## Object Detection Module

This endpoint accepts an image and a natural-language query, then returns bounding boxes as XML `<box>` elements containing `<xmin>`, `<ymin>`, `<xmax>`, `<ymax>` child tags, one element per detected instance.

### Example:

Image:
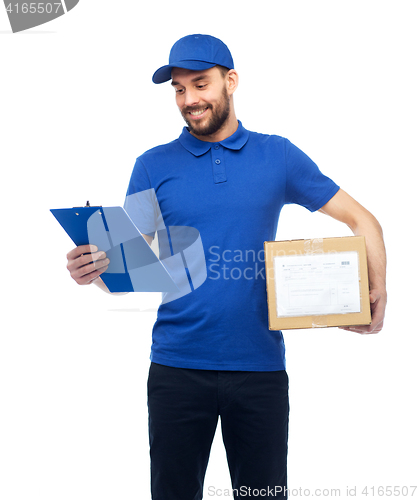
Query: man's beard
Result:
<box><xmin>181</xmin><ymin>87</ymin><xmax>230</xmax><ymax>137</ymax></box>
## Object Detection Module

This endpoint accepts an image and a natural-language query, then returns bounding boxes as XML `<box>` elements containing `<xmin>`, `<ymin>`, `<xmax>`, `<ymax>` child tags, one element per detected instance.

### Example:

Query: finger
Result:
<box><xmin>368</xmin><ymin>299</ymin><xmax>385</xmax><ymax>332</ymax></box>
<box><xmin>338</xmin><ymin>326</ymin><xmax>370</xmax><ymax>333</ymax></box>
<box><xmin>67</xmin><ymin>244</ymin><xmax>98</xmax><ymax>261</ymax></box>
<box><xmin>77</xmin><ymin>250</ymin><xmax>107</xmax><ymax>268</ymax></box>
<box><xmin>87</xmin><ymin>273</ymin><xmax>103</xmax><ymax>284</ymax></box>
<box><xmin>339</xmin><ymin>326</ymin><xmax>355</xmax><ymax>332</ymax></box>
<box><xmin>68</xmin><ymin>253</ymin><xmax>109</xmax><ymax>284</ymax></box>
<box><xmin>340</xmin><ymin>290</ymin><xmax>386</xmax><ymax>334</ymax></box>
<box><xmin>369</xmin><ymin>289</ymin><xmax>382</xmax><ymax>305</ymax></box>
<box><xmin>72</xmin><ymin>262</ymin><xmax>109</xmax><ymax>285</ymax></box>
<box><xmin>66</xmin><ymin>251</ymin><xmax>106</xmax><ymax>275</ymax></box>
<box><xmin>73</xmin><ymin>256</ymin><xmax>109</xmax><ymax>280</ymax></box>
<box><xmin>339</xmin><ymin>320</ymin><xmax>383</xmax><ymax>334</ymax></box>
<box><xmin>80</xmin><ymin>266</ymin><xmax>109</xmax><ymax>285</ymax></box>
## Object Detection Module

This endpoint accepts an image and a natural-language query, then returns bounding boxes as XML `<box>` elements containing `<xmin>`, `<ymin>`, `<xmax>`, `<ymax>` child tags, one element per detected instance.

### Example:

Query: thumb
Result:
<box><xmin>369</xmin><ymin>289</ymin><xmax>380</xmax><ymax>304</ymax></box>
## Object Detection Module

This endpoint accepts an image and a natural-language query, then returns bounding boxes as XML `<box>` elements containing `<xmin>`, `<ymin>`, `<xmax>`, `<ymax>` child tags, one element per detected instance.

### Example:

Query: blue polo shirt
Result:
<box><xmin>125</xmin><ymin>121</ymin><xmax>339</xmax><ymax>371</ymax></box>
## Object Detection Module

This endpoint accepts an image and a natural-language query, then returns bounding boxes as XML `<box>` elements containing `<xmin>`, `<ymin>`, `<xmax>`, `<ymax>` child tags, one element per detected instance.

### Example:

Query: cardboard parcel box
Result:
<box><xmin>264</xmin><ymin>236</ymin><xmax>371</xmax><ymax>330</ymax></box>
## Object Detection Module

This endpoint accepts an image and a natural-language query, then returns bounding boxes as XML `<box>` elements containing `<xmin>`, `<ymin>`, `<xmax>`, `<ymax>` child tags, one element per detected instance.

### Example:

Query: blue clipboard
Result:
<box><xmin>50</xmin><ymin>205</ymin><xmax>179</xmax><ymax>293</ymax></box>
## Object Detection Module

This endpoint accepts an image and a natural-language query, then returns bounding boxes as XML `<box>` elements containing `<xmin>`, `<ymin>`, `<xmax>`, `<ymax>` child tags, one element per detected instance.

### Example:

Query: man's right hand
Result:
<box><xmin>66</xmin><ymin>245</ymin><xmax>109</xmax><ymax>286</ymax></box>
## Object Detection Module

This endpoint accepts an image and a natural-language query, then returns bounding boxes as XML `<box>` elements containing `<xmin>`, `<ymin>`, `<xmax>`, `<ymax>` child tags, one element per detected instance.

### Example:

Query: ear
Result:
<box><xmin>226</xmin><ymin>69</ymin><xmax>239</xmax><ymax>96</ymax></box>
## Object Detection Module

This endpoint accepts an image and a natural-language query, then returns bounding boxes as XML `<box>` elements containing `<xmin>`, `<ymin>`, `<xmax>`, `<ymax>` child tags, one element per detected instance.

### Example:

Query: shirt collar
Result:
<box><xmin>178</xmin><ymin>120</ymin><xmax>249</xmax><ymax>157</ymax></box>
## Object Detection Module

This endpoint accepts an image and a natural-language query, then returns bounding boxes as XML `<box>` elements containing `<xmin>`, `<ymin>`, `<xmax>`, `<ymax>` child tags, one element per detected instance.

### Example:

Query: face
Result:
<box><xmin>171</xmin><ymin>67</ymin><xmax>231</xmax><ymax>138</ymax></box>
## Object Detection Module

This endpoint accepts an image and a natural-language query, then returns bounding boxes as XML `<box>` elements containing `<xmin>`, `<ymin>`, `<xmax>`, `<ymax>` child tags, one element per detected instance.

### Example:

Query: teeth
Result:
<box><xmin>190</xmin><ymin>108</ymin><xmax>207</xmax><ymax>116</ymax></box>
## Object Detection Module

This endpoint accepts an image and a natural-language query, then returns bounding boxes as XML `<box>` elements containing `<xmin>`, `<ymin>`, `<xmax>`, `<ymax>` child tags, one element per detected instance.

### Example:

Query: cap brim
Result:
<box><xmin>152</xmin><ymin>61</ymin><xmax>217</xmax><ymax>84</ymax></box>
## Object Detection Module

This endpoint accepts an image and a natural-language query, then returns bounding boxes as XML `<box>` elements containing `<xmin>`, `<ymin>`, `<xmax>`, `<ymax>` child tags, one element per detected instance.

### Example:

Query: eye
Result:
<box><xmin>196</xmin><ymin>84</ymin><xmax>207</xmax><ymax>89</ymax></box>
<box><xmin>174</xmin><ymin>88</ymin><xmax>185</xmax><ymax>94</ymax></box>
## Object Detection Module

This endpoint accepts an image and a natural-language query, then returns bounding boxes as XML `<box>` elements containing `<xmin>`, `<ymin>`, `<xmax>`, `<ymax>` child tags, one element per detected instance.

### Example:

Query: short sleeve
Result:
<box><xmin>284</xmin><ymin>139</ymin><xmax>340</xmax><ymax>212</ymax></box>
<box><xmin>123</xmin><ymin>158</ymin><xmax>164</xmax><ymax>237</ymax></box>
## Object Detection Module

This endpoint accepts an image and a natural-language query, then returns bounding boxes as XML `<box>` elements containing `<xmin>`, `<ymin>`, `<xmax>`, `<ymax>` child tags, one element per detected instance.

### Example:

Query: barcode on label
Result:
<box><xmin>341</xmin><ymin>261</ymin><xmax>350</xmax><ymax>265</ymax></box>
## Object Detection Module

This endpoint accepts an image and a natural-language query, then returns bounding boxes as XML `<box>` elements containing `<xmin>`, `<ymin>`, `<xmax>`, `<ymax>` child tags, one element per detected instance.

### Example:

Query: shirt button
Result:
<box><xmin>215</xmin><ymin>159</ymin><xmax>221</xmax><ymax>164</ymax></box>
<box><xmin>214</xmin><ymin>145</ymin><xmax>220</xmax><ymax>150</ymax></box>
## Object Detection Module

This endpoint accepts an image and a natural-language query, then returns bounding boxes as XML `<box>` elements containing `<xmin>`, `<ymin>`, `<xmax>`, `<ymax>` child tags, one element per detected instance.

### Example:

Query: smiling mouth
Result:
<box><xmin>188</xmin><ymin>107</ymin><xmax>209</xmax><ymax>119</ymax></box>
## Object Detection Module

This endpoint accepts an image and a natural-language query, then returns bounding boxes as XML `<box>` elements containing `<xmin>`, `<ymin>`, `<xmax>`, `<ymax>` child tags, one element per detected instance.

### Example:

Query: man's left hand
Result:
<box><xmin>339</xmin><ymin>288</ymin><xmax>387</xmax><ymax>334</ymax></box>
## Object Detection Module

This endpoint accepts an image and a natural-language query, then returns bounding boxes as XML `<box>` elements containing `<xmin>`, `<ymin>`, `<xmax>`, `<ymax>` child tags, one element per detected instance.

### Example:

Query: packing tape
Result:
<box><xmin>312</xmin><ymin>316</ymin><xmax>328</xmax><ymax>328</ymax></box>
<box><xmin>303</xmin><ymin>237</ymin><xmax>324</xmax><ymax>255</ymax></box>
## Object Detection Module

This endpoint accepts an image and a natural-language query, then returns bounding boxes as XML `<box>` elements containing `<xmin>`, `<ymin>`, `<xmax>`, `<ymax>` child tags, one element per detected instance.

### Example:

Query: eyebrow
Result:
<box><xmin>171</xmin><ymin>74</ymin><xmax>210</xmax><ymax>86</ymax></box>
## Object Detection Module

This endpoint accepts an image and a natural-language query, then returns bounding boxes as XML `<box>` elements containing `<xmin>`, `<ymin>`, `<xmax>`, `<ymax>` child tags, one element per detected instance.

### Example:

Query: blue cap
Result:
<box><xmin>152</xmin><ymin>34</ymin><xmax>234</xmax><ymax>84</ymax></box>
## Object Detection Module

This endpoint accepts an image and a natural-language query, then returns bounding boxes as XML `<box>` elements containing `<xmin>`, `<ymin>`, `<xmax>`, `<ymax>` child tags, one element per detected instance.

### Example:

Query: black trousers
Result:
<box><xmin>147</xmin><ymin>362</ymin><xmax>289</xmax><ymax>500</ymax></box>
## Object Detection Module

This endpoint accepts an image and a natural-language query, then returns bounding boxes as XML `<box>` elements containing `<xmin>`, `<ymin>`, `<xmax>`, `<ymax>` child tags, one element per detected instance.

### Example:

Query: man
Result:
<box><xmin>66</xmin><ymin>34</ymin><xmax>387</xmax><ymax>499</ymax></box>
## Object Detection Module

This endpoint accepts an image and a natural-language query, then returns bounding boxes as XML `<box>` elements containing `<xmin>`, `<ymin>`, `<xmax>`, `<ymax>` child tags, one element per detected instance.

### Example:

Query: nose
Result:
<box><xmin>183</xmin><ymin>89</ymin><xmax>199</xmax><ymax>108</ymax></box>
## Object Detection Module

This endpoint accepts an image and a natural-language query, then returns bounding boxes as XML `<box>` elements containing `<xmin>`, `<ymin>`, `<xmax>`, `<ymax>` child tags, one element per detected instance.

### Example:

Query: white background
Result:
<box><xmin>1</xmin><ymin>1</ymin><xmax>417</xmax><ymax>499</ymax></box>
